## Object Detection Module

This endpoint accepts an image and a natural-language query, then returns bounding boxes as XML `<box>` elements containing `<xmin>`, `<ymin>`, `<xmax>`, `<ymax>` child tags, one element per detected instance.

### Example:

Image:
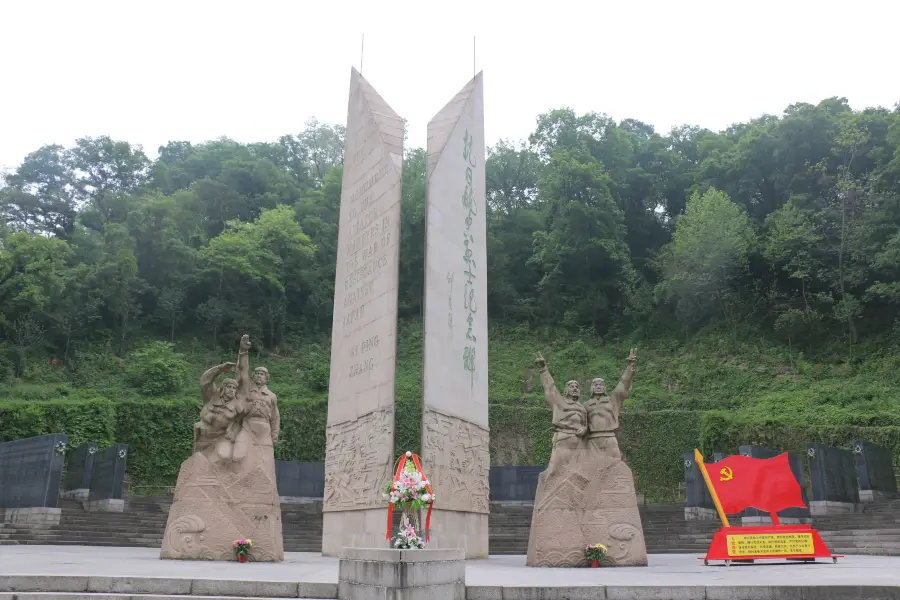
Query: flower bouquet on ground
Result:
<box><xmin>233</xmin><ymin>538</ymin><xmax>252</xmax><ymax>563</ymax></box>
<box><xmin>383</xmin><ymin>451</ymin><xmax>435</xmax><ymax>549</ymax></box>
<box><xmin>585</xmin><ymin>543</ymin><xmax>608</xmax><ymax>567</ymax></box>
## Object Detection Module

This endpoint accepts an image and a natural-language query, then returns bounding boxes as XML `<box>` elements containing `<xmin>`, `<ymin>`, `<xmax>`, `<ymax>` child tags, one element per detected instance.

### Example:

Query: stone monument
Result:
<box><xmin>160</xmin><ymin>334</ymin><xmax>283</xmax><ymax>561</ymax></box>
<box><xmin>807</xmin><ymin>442</ymin><xmax>860</xmax><ymax>515</ymax></box>
<box><xmin>321</xmin><ymin>67</ymin><xmax>404</xmax><ymax>555</ymax></box>
<box><xmin>420</xmin><ymin>72</ymin><xmax>490</xmax><ymax>558</ymax></box>
<box><xmin>525</xmin><ymin>350</ymin><xmax>648</xmax><ymax>567</ymax></box>
<box><xmin>0</xmin><ymin>433</ymin><xmax>67</xmax><ymax>526</ymax></box>
<box><xmin>853</xmin><ymin>439</ymin><xmax>898</xmax><ymax>502</ymax></box>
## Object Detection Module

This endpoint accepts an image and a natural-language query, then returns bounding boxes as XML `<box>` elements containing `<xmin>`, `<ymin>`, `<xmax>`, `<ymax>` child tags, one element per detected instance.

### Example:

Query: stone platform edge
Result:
<box><xmin>3</xmin><ymin>577</ymin><xmax>900</xmax><ymax>600</ymax></box>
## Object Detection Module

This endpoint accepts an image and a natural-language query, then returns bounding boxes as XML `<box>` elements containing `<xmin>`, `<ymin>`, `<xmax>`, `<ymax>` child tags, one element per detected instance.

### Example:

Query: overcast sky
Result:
<box><xmin>2</xmin><ymin>0</ymin><xmax>898</xmax><ymax>172</ymax></box>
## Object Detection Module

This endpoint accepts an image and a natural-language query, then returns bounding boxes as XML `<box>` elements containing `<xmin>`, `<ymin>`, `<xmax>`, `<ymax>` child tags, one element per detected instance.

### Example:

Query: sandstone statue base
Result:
<box><xmin>526</xmin><ymin>455</ymin><xmax>647</xmax><ymax>567</ymax></box>
<box><xmin>160</xmin><ymin>452</ymin><xmax>283</xmax><ymax>562</ymax></box>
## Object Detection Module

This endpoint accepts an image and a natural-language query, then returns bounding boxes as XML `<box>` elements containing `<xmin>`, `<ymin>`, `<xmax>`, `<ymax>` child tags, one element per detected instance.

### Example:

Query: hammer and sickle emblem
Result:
<box><xmin>719</xmin><ymin>466</ymin><xmax>734</xmax><ymax>482</ymax></box>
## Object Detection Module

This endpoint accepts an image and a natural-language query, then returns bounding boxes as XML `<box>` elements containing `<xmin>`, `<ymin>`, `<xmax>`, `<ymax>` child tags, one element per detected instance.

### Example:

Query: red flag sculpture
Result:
<box><xmin>693</xmin><ymin>449</ymin><xmax>837</xmax><ymax>565</ymax></box>
<box><xmin>704</xmin><ymin>453</ymin><xmax>806</xmax><ymax>518</ymax></box>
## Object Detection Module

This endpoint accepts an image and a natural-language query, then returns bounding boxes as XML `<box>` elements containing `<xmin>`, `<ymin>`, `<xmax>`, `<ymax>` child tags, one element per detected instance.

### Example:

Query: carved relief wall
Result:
<box><xmin>422</xmin><ymin>408</ymin><xmax>489</xmax><ymax>514</ymax></box>
<box><xmin>323</xmin><ymin>407</ymin><xmax>394</xmax><ymax>511</ymax></box>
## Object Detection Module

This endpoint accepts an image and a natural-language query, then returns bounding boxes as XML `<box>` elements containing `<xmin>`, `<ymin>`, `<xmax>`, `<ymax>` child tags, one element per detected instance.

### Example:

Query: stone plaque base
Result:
<box><xmin>685</xmin><ymin>507</ymin><xmax>717</xmax><ymax>521</ymax></box>
<box><xmin>323</xmin><ymin>509</ymin><xmax>390</xmax><ymax>556</ymax></box>
<box><xmin>86</xmin><ymin>499</ymin><xmax>124</xmax><ymax>512</ymax></box>
<box><xmin>859</xmin><ymin>490</ymin><xmax>897</xmax><ymax>502</ymax></box>
<box><xmin>741</xmin><ymin>515</ymin><xmax>812</xmax><ymax>526</ymax></box>
<box><xmin>279</xmin><ymin>496</ymin><xmax>321</xmax><ymax>504</ymax></box>
<box><xmin>2</xmin><ymin>507</ymin><xmax>61</xmax><ymax>526</ymax></box>
<box><xmin>809</xmin><ymin>501</ymin><xmax>861</xmax><ymax>516</ymax></box>
<box><xmin>426</xmin><ymin>510</ymin><xmax>488</xmax><ymax>559</ymax></box>
<box><xmin>338</xmin><ymin>548</ymin><xmax>464</xmax><ymax>600</ymax></box>
<box><xmin>59</xmin><ymin>488</ymin><xmax>89</xmax><ymax>502</ymax></box>
<box><xmin>526</xmin><ymin>456</ymin><xmax>648</xmax><ymax>567</ymax></box>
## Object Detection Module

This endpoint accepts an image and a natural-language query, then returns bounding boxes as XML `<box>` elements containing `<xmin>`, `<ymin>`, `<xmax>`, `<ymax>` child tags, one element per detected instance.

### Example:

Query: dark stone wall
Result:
<box><xmin>88</xmin><ymin>444</ymin><xmax>128</xmax><ymax>502</ymax></box>
<box><xmin>0</xmin><ymin>434</ymin><xmax>67</xmax><ymax>508</ymax></box>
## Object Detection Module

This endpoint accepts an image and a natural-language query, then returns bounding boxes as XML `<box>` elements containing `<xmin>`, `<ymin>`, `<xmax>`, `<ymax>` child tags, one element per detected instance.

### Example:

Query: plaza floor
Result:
<box><xmin>1</xmin><ymin>545</ymin><xmax>900</xmax><ymax>599</ymax></box>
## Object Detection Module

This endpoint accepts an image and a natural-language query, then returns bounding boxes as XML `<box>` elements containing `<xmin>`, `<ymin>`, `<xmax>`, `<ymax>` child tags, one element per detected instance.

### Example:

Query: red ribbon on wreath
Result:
<box><xmin>385</xmin><ymin>452</ymin><xmax>434</xmax><ymax>542</ymax></box>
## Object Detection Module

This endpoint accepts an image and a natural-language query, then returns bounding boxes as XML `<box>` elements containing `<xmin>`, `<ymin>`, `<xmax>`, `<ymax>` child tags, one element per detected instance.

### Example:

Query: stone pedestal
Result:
<box><xmin>860</xmin><ymin>489</ymin><xmax>896</xmax><ymax>503</ymax></box>
<box><xmin>323</xmin><ymin>510</ymin><xmax>390</xmax><ymax>556</ymax></box>
<box><xmin>526</xmin><ymin>456</ymin><xmax>647</xmax><ymax>567</ymax></box>
<box><xmin>2</xmin><ymin>507</ymin><xmax>61</xmax><ymax>526</ymax></box>
<box><xmin>425</xmin><ymin>510</ymin><xmax>488</xmax><ymax>558</ymax></box>
<box><xmin>740</xmin><ymin>515</ymin><xmax>812</xmax><ymax>525</ymax></box>
<box><xmin>160</xmin><ymin>451</ymin><xmax>283</xmax><ymax>562</ymax></box>
<box><xmin>59</xmin><ymin>488</ymin><xmax>89</xmax><ymax>502</ymax></box>
<box><xmin>86</xmin><ymin>499</ymin><xmax>124</xmax><ymax>512</ymax></box>
<box><xmin>685</xmin><ymin>507</ymin><xmax>717</xmax><ymax>521</ymax></box>
<box><xmin>810</xmin><ymin>500</ymin><xmax>861</xmax><ymax>515</ymax></box>
<box><xmin>338</xmin><ymin>548</ymin><xmax>464</xmax><ymax>600</ymax></box>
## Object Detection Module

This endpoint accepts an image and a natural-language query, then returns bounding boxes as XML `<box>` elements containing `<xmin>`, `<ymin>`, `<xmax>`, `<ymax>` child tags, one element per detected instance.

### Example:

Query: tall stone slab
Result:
<box><xmin>0</xmin><ymin>434</ymin><xmax>67</xmax><ymax>526</ymax></box>
<box><xmin>322</xmin><ymin>68</ymin><xmax>404</xmax><ymax>555</ymax></box>
<box><xmin>807</xmin><ymin>443</ymin><xmax>860</xmax><ymax>514</ymax></box>
<box><xmin>421</xmin><ymin>72</ymin><xmax>490</xmax><ymax>558</ymax></box>
<box><xmin>62</xmin><ymin>442</ymin><xmax>97</xmax><ymax>501</ymax></box>
<box><xmin>87</xmin><ymin>443</ymin><xmax>128</xmax><ymax>511</ymax></box>
<box><xmin>853</xmin><ymin>440</ymin><xmax>898</xmax><ymax>501</ymax></box>
<box><xmin>683</xmin><ymin>452</ymin><xmax>716</xmax><ymax>520</ymax></box>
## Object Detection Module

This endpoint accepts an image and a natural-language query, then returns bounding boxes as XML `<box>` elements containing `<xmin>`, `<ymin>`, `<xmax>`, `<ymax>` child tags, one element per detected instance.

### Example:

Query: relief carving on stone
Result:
<box><xmin>525</xmin><ymin>349</ymin><xmax>648</xmax><ymax>568</ymax></box>
<box><xmin>323</xmin><ymin>407</ymin><xmax>394</xmax><ymax>511</ymax></box>
<box><xmin>422</xmin><ymin>408</ymin><xmax>490</xmax><ymax>514</ymax></box>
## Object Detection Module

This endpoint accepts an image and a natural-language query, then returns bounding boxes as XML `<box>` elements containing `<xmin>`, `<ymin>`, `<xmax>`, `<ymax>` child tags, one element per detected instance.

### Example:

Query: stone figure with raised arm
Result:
<box><xmin>161</xmin><ymin>333</ymin><xmax>284</xmax><ymax>562</ymax></box>
<box><xmin>584</xmin><ymin>348</ymin><xmax>636</xmax><ymax>461</ymax></box>
<box><xmin>238</xmin><ymin>335</ymin><xmax>280</xmax><ymax>450</ymax></box>
<box><xmin>533</xmin><ymin>352</ymin><xmax>587</xmax><ymax>476</ymax></box>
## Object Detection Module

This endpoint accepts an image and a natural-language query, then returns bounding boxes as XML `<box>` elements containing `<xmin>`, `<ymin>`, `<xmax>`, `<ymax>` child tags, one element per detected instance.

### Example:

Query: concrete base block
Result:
<box><xmin>279</xmin><ymin>495</ymin><xmax>322</xmax><ymax>504</ymax></box>
<box><xmin>809</xmin><ymin>501</ymin><xmax>861</xmax><ymax>515</ymax></box>
<box><xmin>426</xmin><ymin>509</ymin><xmax>488</xmax><ymax>559</ymax></box>
<box><xmin>59</xmin><ymin>488</ymin><xmax>89</xmax><ymax>502</ymax></box>
<box><xmin>684</xmin><ymin>507</ymin><xmax>717</xmax><ymax>521</ymax></box>
<box><xmin>741</xmin><ymin>516</ymin><xmax>812</xmax><ymax>526</ymax></box>
<box><xmin>323</xmin><ymin>509</ymin><xmax>391</xmax><ymax>556</ymax></box>
<box><xmin>86</xmin><ymin>499</ymin><xmax>124</xmax><ymax>512</ymax></box>
<box><xmin>2</xmin><ymin>507</ymin><xmax>61</xmax><ymax>526</ymax></box>
<box><xmin>338</xmin><ymin>547</ymin><xmax>465</xmax><ymax>600</ymax></box>
<box><xmin>859</xmin><ymin>490</ymin><xmax>897</xmax><ymax>502</ymax></box>
<box><xmin>636</xmin><ymin>493</ymin><xmax>645</xmax><ymax>506</ymax></box>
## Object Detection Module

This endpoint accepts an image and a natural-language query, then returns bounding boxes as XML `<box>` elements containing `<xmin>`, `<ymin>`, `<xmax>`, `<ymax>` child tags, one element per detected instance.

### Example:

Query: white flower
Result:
<box><xmin>406</xmin><ymin>451</ymin><xmax>412</xmax><ymax>457</ymax></box>
<box><xmin>421</xmin><ymin>493</ymin><xmax>431</xmax><ymax>502</ymax></box>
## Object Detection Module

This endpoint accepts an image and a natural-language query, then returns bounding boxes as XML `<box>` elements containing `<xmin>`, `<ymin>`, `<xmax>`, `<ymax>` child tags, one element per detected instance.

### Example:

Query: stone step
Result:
<box><xmin>9</xmin><ymin>594</ymin><xmax>329</xmax><ymax>600</ymax></box>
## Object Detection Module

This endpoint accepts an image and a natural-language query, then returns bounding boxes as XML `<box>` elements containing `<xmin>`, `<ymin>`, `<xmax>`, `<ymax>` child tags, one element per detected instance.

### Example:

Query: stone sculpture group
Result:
<box><xmin>156</xmin><ymin>68</ymin><xmax>647</xmax><ymax>567</ymax></box>
<box><xmin>160</xmin><ymin>335</ymin><xmax>283</xmax><ymax>562</ymax></box>
<box><xmin>526</xmin><ymin>349</ymin><xmax>648</xmax><ymax>567</ymax></box>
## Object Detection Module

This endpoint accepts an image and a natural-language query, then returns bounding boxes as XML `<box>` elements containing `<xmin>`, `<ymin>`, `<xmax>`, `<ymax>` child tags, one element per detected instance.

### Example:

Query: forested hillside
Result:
<box><xmin>2</xmin><ymin>98</ymin><xmax>900</xmax><ymax>497</ymax></box>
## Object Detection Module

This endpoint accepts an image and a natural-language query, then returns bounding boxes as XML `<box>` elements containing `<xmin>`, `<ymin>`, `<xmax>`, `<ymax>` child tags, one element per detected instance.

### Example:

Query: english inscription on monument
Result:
<box><xmin>160</xmin><ymin>334</ymin><xmax>283</xmax><ymax>562</ymax></box>
<box><xmin>322</xmin><ymin>68</ymin><xmax>404</xmax><ymax>555</ymax></box>
<box><xmin>420</xmin><ymin>72</ymin><xmax>490</xmax><ymax>558</ymax></box>
<box><xmin>526</xmin><ymin>350</ymin><xmax>648</xmax><ymax>567</ymax></box>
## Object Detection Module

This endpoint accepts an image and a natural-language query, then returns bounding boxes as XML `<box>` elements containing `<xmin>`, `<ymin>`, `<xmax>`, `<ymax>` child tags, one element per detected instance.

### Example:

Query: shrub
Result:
<box><xmin>125</xmin><ymin>342</ymin><xmax>189</xmax><ymax>396</ymax></box>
